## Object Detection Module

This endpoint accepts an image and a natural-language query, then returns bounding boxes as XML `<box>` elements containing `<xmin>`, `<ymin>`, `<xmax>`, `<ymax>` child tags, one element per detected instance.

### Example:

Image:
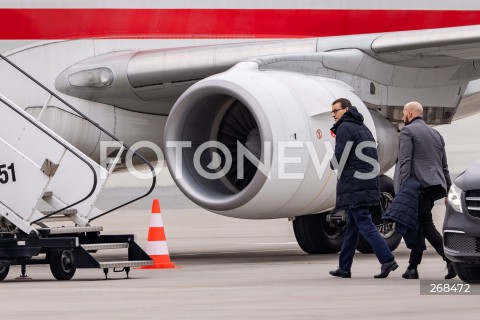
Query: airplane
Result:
<box><xmin>2</xmin><ymin>0</ymin><xmax>480</xmax><ymax>256</ymax></box>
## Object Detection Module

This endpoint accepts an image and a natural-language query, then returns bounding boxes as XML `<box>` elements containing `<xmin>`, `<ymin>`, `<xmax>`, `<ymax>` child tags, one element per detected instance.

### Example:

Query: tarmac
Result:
<box><xmin>1</xmin><ymin>113</ymin><xmax>480</xmax><ymax>319</ymax></box>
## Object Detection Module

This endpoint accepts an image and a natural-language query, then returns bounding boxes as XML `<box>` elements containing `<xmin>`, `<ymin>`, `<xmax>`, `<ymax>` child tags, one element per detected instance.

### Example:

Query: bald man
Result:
<box><xmin>394</xmin><ymin>101</ymin><xmax>456</xmax><ymax>279</ymax></box>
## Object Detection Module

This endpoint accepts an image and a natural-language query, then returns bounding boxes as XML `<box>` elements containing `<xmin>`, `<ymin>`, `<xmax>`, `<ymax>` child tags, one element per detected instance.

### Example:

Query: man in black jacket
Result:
<box><xmin>329</xmin><ymin>98</ymin><xmax>397</xmax><ymax>279</ymax></box>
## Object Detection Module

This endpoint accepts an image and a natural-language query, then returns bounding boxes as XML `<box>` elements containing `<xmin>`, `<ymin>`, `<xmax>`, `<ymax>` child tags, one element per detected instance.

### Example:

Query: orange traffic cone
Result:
<box><xmin>141</xmin><ymin>199</ymin><xmax>176</xmax><ymax>269</ymax></box>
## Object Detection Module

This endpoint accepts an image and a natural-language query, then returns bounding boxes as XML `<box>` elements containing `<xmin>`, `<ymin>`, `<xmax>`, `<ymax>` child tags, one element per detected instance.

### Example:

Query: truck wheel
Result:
<box><xmin>49</xmin><ymin>249</ymin><xmax>76</xmax><ymax>280</ymax></box>
<box><xmin>453</xmin><ymin>263</ymin><xmax>480</xmax><ymax>283</ymax></box>
<box><xmin>0</xmin><ymin>265</ymin><xmax>9</xmax><ymax>281</ymax></box>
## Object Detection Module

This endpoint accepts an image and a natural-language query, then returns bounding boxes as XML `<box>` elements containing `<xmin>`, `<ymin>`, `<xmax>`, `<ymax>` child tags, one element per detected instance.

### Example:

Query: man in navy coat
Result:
<box><xmin>329</xmin><ymin>98</ymin><xmax>397</xmax><ymax>279</ymax></box>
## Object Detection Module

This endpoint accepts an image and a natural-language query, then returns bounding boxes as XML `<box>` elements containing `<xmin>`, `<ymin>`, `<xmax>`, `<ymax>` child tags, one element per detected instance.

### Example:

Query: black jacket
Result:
<box><xmin>383</xmin><ymin>176</ymin><xmax>426</xmax><ymax>251</ymax></box>
<box><xmin>330</xmin><ymin>106</ymin><xmax>380</xmax><ymax>210</ymax></box>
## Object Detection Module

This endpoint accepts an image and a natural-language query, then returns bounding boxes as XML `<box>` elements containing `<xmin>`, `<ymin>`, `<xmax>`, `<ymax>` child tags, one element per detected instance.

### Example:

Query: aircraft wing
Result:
<box><xmin>55</xmin><ymin>25</ymin><xmax>480</xmax><ymax>123</ymax></box>
<box><xmin>371</xmin><ymin>25</ymin><xmax>480</xmax><ymax>65</ymax></box>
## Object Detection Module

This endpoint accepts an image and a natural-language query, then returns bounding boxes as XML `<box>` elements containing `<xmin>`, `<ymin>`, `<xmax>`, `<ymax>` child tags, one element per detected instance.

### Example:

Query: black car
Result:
<box><xmin>444</xmin><ymin>159</ymin><xmax>480</xmax><ymax>283</ymax></box>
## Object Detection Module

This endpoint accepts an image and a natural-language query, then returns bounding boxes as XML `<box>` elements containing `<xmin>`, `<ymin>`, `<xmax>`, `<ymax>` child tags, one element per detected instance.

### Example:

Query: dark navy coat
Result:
<box><xmin>330</xmin><ymin>106</ymin><xmax>380</xmax><ymax>210</ymax></box>
<box><xmin>383</xmin><ymin>176</ymin><xmax>426</xmax><ymax>251</ymax></box>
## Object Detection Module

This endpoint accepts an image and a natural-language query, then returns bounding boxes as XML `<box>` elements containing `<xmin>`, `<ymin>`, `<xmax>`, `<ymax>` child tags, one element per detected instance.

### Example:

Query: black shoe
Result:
<box><xmin>445</xmin><ymin>262</ymin><xmax>457</xmax><ymax>279</ymax></box>
<box><xmin>329</xmin><ymin>268</ymin><xmax>351</xmax><ymax>278</ymax></box>
<box><xmin>374</xmin><ymin>260</ymin><xmax>398</xmax><ymax>279</ymax></box>
<box><xmin>402</xmin><ymin>268</ymin><xmax>419</xmax><ymax>279</ymax></box>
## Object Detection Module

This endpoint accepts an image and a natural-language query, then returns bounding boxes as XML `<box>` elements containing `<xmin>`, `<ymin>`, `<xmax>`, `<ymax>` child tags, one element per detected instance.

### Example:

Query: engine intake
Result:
<box><xmin>164</xmin><ymin>62</ymin><xmax>398</xmax><ymax>219</ymax></box>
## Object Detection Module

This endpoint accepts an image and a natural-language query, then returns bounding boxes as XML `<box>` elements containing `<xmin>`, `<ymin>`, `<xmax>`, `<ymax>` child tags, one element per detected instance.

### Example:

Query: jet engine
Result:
<box><xmin>164</xmin><ymin>61</ymin><xmax>398</xmax><ymax>220</ymax></box>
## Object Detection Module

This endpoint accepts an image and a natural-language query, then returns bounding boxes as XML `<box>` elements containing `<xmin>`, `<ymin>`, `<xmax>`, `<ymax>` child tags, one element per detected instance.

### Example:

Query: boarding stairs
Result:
<box><xmin>0</xmin><ymin>54</ymin><xmax>156</xmax><ymax>280</ymax></box>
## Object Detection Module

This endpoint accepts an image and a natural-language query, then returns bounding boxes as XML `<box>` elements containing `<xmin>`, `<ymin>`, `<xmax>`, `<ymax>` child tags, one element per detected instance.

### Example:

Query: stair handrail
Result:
<box><xmin>0</xmin><ymin>94</ymin><xmax>99</xmax><ymax>229</ymax></box>
<box><xmin>0</xmin><ymin>53</ymin><xmax>156</xmax><ymax>224</ymax></box>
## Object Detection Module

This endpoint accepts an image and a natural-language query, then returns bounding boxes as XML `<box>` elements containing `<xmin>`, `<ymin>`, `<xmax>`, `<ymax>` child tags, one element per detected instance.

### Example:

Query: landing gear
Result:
<box><xmin>293</xmin><ymin>175</ymin><xmax>401</xmax><ymax>255</ymax></box>
<box><xmin>49</xmin><ymin>249</ymin><xmax>76</xmax><ymax>280</ymax></box>
<box><xmin>293</xmin><ymin>212</ymin><xmax>345</xmax><ymax>254</ymax></box>
<box><xmin>356</xmin><ymin>175</ymin><xmax>402</xmax><ymax>253</ymax></box>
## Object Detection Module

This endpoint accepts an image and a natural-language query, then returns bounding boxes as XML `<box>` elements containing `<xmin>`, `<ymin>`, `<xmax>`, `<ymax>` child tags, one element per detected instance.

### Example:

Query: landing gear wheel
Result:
<box><xmin>356</xmin><ymin>175</ymin><xmax>402</xmax><ymax>253</ymax></box>
<box><xmin>0</xmin><ymin>265</ymin><xmax>10</xmax><ymax>281</ymax></box>
<box><xmin>293</xmin><ymin>212</ymin><xmax>345</xmax><ymax>254</ymax></box>
<box><xmin>49</xmin><ymin>249</ymin><xmax>76</xmax><ymax>280</ymax></box>
<box><xmin>453</xmin><ymin>263</ymin><xmax>480</xmax><ymax>283</ymax></box>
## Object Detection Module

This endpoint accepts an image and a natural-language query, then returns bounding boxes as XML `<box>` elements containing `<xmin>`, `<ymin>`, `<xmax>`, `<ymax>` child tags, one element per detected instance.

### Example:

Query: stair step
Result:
<box><xmin>40</xmin><ymin>209</ymin><xmax>77</xmax><ymax>216</ymax></box>
<box><xmin>98</xmin><ymin>260</ymin><xmax>153</xmax><ymax>268</ymax></box>
<box><xmin>43</xmin><ymin>191</ymin><xmax>53</xmax><ymax>197</ymax></box>
<box><xmin>82</xmin><ymin>243</ymin><xmax>129</xmax><ymax>250</ymax></box>
<box><xmin>38</xmin><ymin>226</ymin><xmax>103</xmax><ymax>234</ymax></box>
<box><xmin>39</xmin><ymin>216</ymin><xmax>74</xmax><ymax>222</ymax></box>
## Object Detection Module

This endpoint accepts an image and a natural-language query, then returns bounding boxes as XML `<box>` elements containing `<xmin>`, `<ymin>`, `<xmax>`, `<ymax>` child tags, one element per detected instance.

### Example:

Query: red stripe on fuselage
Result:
<box><xmin>2</xmin><ymin>9</ymin><xmax>480</xmax><ymax>39</ymax></box>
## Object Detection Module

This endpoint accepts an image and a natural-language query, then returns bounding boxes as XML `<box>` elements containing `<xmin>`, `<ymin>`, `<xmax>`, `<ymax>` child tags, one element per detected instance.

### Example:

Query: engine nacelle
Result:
<box><xmin>164</xmin><ymin>62</ymin><xmax>398</xmax><ymax>219</ymax></box>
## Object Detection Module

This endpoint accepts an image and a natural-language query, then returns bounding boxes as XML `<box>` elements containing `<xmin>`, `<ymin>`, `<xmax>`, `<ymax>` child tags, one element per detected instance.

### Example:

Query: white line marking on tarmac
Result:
<box><xmin>174</xmin><ymin>248</ymin><xmax>301</xmax><ymax>256</ymax></box>
<box><xmin>245</xmin><ymin>242</ymin><xmax>299</xmax><ymax>245</ymax></box>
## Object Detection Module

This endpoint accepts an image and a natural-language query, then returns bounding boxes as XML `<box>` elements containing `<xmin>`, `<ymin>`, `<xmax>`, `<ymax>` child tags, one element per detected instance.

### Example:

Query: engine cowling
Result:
<box><xmin>164</xmin><ymin>62</ymin><xmax>398</xmax><ymax>219</ymax></box>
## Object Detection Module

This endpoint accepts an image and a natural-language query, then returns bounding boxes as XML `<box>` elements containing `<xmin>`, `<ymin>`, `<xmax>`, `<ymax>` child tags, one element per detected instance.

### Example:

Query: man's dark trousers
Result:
<box><xmin>339</xmin><ymin>206</ymin><xmax>395</xmax><ymax>271</ymax></box>
<box><xmin>408</xmin><ymin>188</ymin><xmax>448</xmax><ymax>266</ymax></box>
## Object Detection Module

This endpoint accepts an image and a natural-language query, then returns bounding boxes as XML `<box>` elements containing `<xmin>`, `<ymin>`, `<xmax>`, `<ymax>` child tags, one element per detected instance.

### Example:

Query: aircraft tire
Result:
<box><xmin>49</xmin><ymin>249</ymin><xmax>76</xmax><ymax>281</ymax></box>
<box><xmin>453</xmin><ymin>263</ymin><xmax>480</xmax><ymax>283</ymax></box>
<box><xmin>356</xmin><ymin>175</ymin><xmax>402</xmax><ymax>254</ymax></box>
<box><xmin>293</xmin><ymin>213</ymin><xmax>345</xmax><ymax>254</ymax></box>
<box><xmin>0</xmin><ymin>265</ymin><xmax>9</xmax><ymax>281</ymax></box>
